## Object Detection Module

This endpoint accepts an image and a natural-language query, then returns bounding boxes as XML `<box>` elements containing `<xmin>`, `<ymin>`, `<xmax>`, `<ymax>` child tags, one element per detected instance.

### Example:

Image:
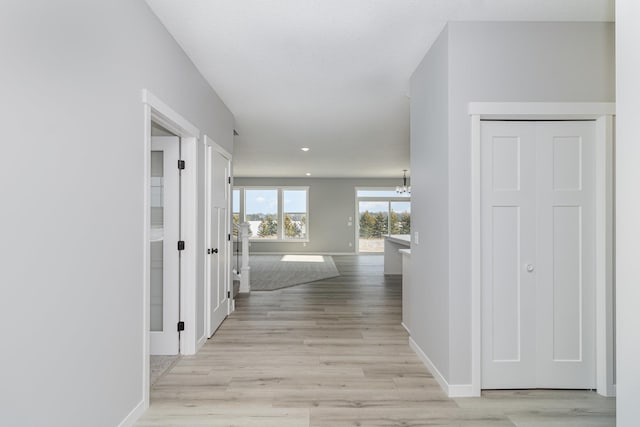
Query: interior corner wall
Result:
<box><xmin>445</xmin><ymin>22</ymin><xmax>615</xmax><ymax>385</ymax></box>
<box><xmin>233</xmin><ymin>177</ymin><xmax>400</xmax><ymax>254</ymax></box>
<box><xmin>615</xmin><ymin>1</ymin><xmax>640</xmax><ymax>424</ymax></box>
<box><xmin>408</xmin><ymin>26</ymin><xmax>451</xmax><ymax>382</ymax></box>
<box><xmin>0</xmin><ymin>1</ymin><xmax>234</xmax><ymax>426</ymax></box>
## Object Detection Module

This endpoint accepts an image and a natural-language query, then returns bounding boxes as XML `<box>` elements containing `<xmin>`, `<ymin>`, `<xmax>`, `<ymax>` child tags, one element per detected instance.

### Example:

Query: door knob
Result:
<box><xmin>212</xmin><ymin>248</ymin><xmax>219</xmax><ymax>254</ymax></box>
<box><xmin>526</xmin><ymin>264</ymin><xmax>535</xmax><ymax>272</ymax></box>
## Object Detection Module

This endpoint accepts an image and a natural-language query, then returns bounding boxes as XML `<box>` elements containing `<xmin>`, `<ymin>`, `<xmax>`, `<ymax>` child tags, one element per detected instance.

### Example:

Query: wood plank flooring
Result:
<box><xmin>136</xmin><ymin>255</ymin><xmax>615</xmax><ymax>426</ymax></box>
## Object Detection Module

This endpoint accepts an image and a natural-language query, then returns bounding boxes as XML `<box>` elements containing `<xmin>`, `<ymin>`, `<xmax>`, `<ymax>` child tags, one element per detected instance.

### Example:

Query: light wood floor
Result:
<box><xmin>136</xmin><ymin>255</ymin><xmax>615</xmax><ymax>426</ymax></box>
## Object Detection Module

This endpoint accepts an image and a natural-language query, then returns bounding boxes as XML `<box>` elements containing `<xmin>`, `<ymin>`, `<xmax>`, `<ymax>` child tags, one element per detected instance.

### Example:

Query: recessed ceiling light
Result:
<box><xmin>301</xmin><ymin>147</ymin><xmax>310</xmax><ymax>152</ymax></box>
<box><xmin>305</xmin><ymin>172</ymin><xmax>311</xmax><ymax>176</ymax></box>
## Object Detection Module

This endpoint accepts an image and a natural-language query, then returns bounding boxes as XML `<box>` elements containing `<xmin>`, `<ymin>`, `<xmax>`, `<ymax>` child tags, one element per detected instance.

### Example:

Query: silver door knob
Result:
<box><xmin>526</xmin><ymin>264</ymin><xmax>535</xmax><ymax>272</ymax></box>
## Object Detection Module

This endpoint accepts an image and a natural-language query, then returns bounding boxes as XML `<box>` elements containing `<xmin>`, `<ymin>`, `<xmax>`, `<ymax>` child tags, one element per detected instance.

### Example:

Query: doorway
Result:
<box><xmin>150</xmin><ymin>131</ymin><xmax>182</xmax><ymax>355</ymax></box>
<box><xmin>480</xmin><ymin>121</ymin><xmax>596</xmax><ymax>389</ymax></box>
<box><xmin>356</xmin><ymin>188</ymin><xmax>411</xmax><ymax>253</ymax></box>
<box><xmin>142</xmin><ymin>90</ymin><xmax>200</xmax><ymax>408</ymax></box>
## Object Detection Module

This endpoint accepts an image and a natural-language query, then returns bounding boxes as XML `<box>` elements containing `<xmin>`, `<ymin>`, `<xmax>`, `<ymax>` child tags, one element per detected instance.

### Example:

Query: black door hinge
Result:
<box><xmin>177</xmin><ymin>321</ymin><xmax>185</xmax><ymax>332</ymax></box>
<box><xmin>227</xmin><ymin>291</ymin><xmax>231</xmax><ymax>298</ymax></box>
<box><xmin>178</xmin><ymin>160</ymin><xmax>185</xmax><ymax>170</ymax></box>
<box><xmin>177</xmin><ymin>240</ymin><xmax>185</xmax><ymax>251</ymax></box>
<box><xmin>228</xmin><ymin>177</ymin><xmax>231</xmax><ymax>184</ymax></box>
<box><xmin>228</xmin><ymin>234</ymin><xmax>231</xmax><ymax>241</ymax></box>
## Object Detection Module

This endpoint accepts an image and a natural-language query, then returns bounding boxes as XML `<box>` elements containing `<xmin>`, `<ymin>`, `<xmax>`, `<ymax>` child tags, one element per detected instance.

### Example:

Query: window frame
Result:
<box><xmin>234</xmin><ymin>186</ymin><xmax>310</xmax><ymax>242</ymax></box>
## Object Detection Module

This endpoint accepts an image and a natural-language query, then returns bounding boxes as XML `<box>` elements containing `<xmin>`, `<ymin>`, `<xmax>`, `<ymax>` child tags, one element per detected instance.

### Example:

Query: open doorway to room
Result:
<box><xmin>356</xmin><ymin>188</ymin><xmax>411</xmax><ymax>253</ymax></box>
<box><xmin>149</xmin><ymin>122</ymin><xmax>182</xmax><ymax>385</ymax></box>
<box><xmin>142</xmin><ymin>90</ymin><xmax>200</xmax><ymax>406</ymax></box>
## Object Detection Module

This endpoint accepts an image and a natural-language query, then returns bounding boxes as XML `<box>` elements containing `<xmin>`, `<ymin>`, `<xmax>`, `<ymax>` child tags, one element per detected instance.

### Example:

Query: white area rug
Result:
<box><xmin>249</xmin><ymin>255</ymin><xmax>340</xmax><ymax>291</ymax></box>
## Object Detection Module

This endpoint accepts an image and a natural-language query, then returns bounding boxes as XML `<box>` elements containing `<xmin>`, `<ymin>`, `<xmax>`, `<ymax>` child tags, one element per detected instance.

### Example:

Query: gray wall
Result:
<box><xmin>408</xmin><ymin>28</ymin><xmax>451</xmax><ymax>380</ymax></box>
<box><xmin>409</xmin><ymin>22</ymin><xmax>615</xmax><ymax>387</ymax></box>
<box><xmin>234</xmin><ymin>177</ymin><xmax>401</xmax><ymax>254</ymax></box>
<box><xmin>0</xmin><ymin>1</ymin><xmax>234</xmax><ymax>426</ymax></box>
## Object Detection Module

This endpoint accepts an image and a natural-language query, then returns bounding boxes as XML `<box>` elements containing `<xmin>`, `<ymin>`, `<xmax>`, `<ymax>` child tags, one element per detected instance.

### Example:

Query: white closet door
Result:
<box><xmin>481</xmin><ymin>123</ymin><xmax>538</xmax><ymax>388</ymax></box>
<box><xmin>535</xmin><ymin>122</ymin><xmax>596</xmax><ymax>388</ymax></box>
<box><xmin>481</xmin><ymin>121</ymin><xmax>596</xmax><ymax>389</ymax></box>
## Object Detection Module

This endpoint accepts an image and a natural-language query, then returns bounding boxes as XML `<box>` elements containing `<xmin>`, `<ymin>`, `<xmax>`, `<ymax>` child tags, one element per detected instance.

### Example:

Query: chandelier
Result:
<box><xmin>396</xmin><ymin>169</ymin><xmax>411</xmax><ymax>194</ymax></box>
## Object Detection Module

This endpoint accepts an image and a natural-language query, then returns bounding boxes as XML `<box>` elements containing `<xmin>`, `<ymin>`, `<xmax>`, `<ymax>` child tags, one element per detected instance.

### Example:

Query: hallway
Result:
<box><xmin>136</xmin><ymin>256</ymin><xmax>615</xmax><ymax>426</ymax></box>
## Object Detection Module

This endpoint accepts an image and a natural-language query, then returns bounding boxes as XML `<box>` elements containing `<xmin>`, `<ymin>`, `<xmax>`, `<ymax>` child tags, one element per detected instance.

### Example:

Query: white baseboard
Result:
<box><xmin>196</xmin><ymin>333</ymin><xmax>207</xmax><ymax>351</ymax></box>
<box><xmin>602</xmin><ymin>384</ymin><xmax>616</xmax><ymax>397</ymax></box>
<box><xmin>409</xmin><ymin>337</ymin><xmax>449</xmax><ymax>395</ymax></box>
<box><xmin>448</xmin><ymin>383</ymin><xmax>476</xmax><ymax>397</ymax></box>
<box><xmin>118</xmin><ymin>399</ymin><xmax>146</xmax><ymax>427</ymax></box>
<box><xmin>249</xmin><ymin>251</ymin><xmax>357</xmax><ymax>256</ymax></box>
<box><xmin>408</xmin><ymin>337</ymin><xmax>476</xmax><ymax>398</ymax></box>
<box><xmin>401</xmin><ymin>322</ymin><xmax>410</xmax><ymax>334</ymax></box>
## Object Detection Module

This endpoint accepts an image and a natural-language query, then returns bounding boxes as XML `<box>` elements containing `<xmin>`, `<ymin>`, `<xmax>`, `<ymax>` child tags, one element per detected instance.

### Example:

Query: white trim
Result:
<box><xmin>197</xmin><ymin>333</ymin><xmax>207</xmax><ymax>352</ymax></box>
<box><xmin>409</xmin><ymin>337</ymin><xmax>449</xmax><ymax>395</ymax></box>
<box><xmin>401</xmin><ymin>322</ymin><xmax>410</xmax><ymax>334</ymax></box>
<box><xmin>141</xmin><ymin>89</ymin><xmax>201</xmax><ymax>422</ymax></box>
<box><xmin>141</xmin><ymin>103</ymin><xmax>152</xmax><ymax>415</ymax></box>
<box><xmin>142</xmin><ymin>90</ymin><xmax>200</xmax><ymax>137</ymax></box>
<box><xmin>117</xmin><ymin>399</ymin><xmax>146</xmax><ymax>427</ymax></box>
<box><xmin>448</xmin><ymin>384</ymin><xmax>475</xmax><ymax>398</ymax></box>
<box><xmin>595</xmin><ymin>115</ymin><xmax>617</xmax><ymax>397</ymax></box>
<box><xmin>470</xmin><ymin>114</ymin><xmax>482</xmax><ymax>397</ymax></box>
<box><xmin>468</xmin><ymin>102</ymin><xmax>615</xmax><ymax>118</ymax></box>
<box><xmin>409</xmin><ymin>337</ymin><xmax>473</xmax><ymax>397</ymax></box>
<box><xmin>469</xmin><ymin>102</ymin><xmax>616</xmax><ymax>397</ymax></box>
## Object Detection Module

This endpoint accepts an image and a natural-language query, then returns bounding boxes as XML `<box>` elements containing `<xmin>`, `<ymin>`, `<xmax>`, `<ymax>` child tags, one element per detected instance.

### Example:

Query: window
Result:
<box><xmin>233</xmin><ymin>187</ymin><xmax>309</xmax><ymax>241</ymax></box>
<box><xmin>246</xmin><ymin>189</ymin><xmax>278</xmax><ymax>239</ymax></box>
<box><xmin>232</xmin><ymin>188</ymin><xmax>241</xmax><ymax>236</ymax></box>
<box><xmin>283</xmin><ymin>189</ymin><xmax>307</xmax><ymax>240</ymax></box>
<box><xmin>356</xmin><ymin>188</ymin><xmax>411</xmax><ymax>253</ymax></box>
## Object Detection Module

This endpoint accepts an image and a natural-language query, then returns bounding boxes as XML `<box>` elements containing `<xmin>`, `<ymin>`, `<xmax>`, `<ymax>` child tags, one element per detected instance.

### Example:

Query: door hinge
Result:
<box><xmin>228</xmin><ymin>234</ymin><xmax>231</xmax><ymax>241</ymax></box>
<box><xmin>177</xmin><ymin>160</ymin><xmax>185</xmax><ymax>170</ymax></box>
<box><xmin>228</xmin><ymin>177</ymin><xmax>231</xmax><ymax>184</ymax></box>
<box><xmin>177</xmin><ymin>321</ymin><xmax>185</xmax><ymax>332</ymax></box>
<box><xmin>227</xmin><ymin>291</ymin><xmax>231</xmax><ymax>298</ymax></box>
<box><xmin>177</xmin><ymin>240</ymin><xmax>185</xmax><ymax>251</ymax></box>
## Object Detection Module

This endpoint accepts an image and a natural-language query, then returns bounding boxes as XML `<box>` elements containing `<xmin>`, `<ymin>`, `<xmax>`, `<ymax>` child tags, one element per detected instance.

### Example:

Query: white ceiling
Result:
<box><xmin>146</xmin><ymin>0</ymin><xmax>614</xmax><ymax>178</ymax></box>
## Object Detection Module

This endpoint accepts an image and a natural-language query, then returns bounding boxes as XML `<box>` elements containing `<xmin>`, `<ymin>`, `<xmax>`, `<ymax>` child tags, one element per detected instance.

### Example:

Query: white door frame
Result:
<box><xmin>142</xmin><ymin>89</ymin><xmax>200</xmax><ymax>407</ymax></box>
<box><xmin>203</xmin><ymin>135</ymin><xmax>233</xmax><ymax>339</ymax></box>
<box><xmin>469</xmin><ymin>102</ymin><xmax>616</xmax><ymax>397</ymax></box>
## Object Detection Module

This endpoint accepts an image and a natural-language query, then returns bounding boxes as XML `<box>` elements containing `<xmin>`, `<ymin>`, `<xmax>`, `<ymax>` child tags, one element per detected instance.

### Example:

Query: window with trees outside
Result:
<box><xmin>233</xmin><ymin>187</ymin><xmax>308</xmax><ymax>241</ymax></box>
<box><xmin>356</xmin><ymin>188</ymin><xmax>410</xmax><ymax>253</ymax></box>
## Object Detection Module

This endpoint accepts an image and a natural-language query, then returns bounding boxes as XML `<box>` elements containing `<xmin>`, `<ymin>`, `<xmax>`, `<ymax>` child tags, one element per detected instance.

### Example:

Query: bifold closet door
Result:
<box><xmin>481</xmin><ymin>121</ymin><xmax>596</xmax><ymax>389</ymax></box>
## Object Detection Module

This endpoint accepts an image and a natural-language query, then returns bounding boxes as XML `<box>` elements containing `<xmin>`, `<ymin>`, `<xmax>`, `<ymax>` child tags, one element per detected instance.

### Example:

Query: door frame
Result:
<box><xmin>203</xmin><ymin>135</ymin><xmax>233</xmax><ymax>340</ymax></box>
<box><xmin>142</xmin><ymin>90</ymin><xmax>200</xmax><ymax>407</ymax></box>
<box><xmin>469</xmin><ymin>102</ymin><xmax>616</xmax><ymax>397</ymax></box>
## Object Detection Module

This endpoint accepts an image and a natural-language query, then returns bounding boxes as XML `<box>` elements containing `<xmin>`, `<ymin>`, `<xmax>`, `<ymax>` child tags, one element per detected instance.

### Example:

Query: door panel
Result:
<box><xmin>481</xmin><ymin>121</ymin><xmax>595</xmax><ymax>389</ymax></box>
<box><xmin>482</xmin><ymin>123</ymin><xmax>537</xmax><ymax>388</ymax></box>
<box><xmin>206</xmin><ymin>141</ymin><xmax>231</xmax><ymax>337</ymax></box>
<box><xmin>536</xmin><ymin>122</ymin><xmax>595</xmax><ymax>388</ymax></box>
<box><xmin>150</xmin><ymin>136</ymin><xmax>180</xmax><ymax>355</ymax></box>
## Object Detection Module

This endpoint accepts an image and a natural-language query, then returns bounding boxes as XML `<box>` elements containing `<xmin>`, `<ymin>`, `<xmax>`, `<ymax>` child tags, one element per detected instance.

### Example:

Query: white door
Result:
<box><xmin>150</xmin><ymin>136</ymin><xmax>181</xmax><ymax>355</ymax></box>
<box><xmin>206</xmin><ymin>139</ymin><xmax>231</xmax><ymax>337</ymax></box>
<box><xmin>481</xmin><ymin>121</ymin><xmax>596</xmax><ymax>389</ymax></box>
